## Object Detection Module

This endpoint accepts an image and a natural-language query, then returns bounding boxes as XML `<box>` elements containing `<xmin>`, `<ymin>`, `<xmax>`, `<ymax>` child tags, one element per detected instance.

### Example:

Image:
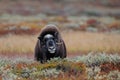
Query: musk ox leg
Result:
<box><xmin>34</xmin><ymin>40</ymin><xmax>47</xmax><ymax>63</ymax></box>
<box><xmin>40</xmin><ymin>54</ymin><xmax>47</xmax><ymax>63</ymax></box>
<box><xmin>40</xmin><ymin>47</ymin><xmax>47</xmax><ymax>63</ymax></box>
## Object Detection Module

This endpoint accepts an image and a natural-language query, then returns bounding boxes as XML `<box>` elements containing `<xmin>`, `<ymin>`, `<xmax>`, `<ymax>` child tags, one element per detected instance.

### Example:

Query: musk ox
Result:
<box><xmin>34</xmin><ymin>24</ymin><xmax>67</xmax><ymax>63</ymax></box>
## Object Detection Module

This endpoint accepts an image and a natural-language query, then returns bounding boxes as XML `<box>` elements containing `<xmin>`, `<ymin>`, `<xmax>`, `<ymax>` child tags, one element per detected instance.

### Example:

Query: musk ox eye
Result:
<box><xmin>44</xmin><ymin>38</ymin><xmax>48</xmax><ymax>41</ymax></box>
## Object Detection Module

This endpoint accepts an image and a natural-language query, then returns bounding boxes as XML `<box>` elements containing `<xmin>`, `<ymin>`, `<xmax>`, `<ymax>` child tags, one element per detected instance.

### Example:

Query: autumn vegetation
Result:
<box><xmin>0</xmin><ymin>0</ymin><xmax>120</xmax><ymax>80</ymax></box>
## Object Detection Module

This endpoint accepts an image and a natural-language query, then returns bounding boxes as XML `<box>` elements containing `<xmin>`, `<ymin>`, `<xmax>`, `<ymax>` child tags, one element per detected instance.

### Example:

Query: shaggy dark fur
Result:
<box><xmin>34</xmin><ymin>24</ymin><xmax>67</xmax><ymax>63</ymax></box>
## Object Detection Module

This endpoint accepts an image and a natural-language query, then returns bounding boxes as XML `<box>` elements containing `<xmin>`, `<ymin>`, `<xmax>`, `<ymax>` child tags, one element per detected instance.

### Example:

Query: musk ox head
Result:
<box><xmin>35</xmin><ymin>24</ymin><xmax>67</xmax><ymax>63</ymax></box>
<box><xmin>42</xmin><ymin>34</ymin><xmax>56</xmax><ymax>54</ymax></box>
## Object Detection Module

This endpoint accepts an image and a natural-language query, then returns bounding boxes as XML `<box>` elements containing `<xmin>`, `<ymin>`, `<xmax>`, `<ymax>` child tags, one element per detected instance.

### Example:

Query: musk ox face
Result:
<box><xmin>43</xmin><ymin>34</ymin><xmax>57</xmax><ymax>54</ymax></box>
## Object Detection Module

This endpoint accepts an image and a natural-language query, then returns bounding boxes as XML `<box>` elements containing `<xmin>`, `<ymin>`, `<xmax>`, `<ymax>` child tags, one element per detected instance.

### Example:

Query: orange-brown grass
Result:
<box><xmin>0</xmin><ymin>31</ymin><xmax>120</xmax><ymax>56</ymax></box>
<box><xmin>0</xmin><ymin>21</ymin><xmax>44</xmax><ymax>35</ymax></box>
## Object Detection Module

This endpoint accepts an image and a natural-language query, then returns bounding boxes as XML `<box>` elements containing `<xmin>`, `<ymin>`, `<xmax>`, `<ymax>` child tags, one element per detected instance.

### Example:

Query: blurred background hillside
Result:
<box><xmin>0</xmin><ymin>0</ymin><xmax>120</xmax><ymax>35</ymax></box>
<box><xmin>0</xmin><ymin>0</ymin><xmax>120</xmax><ymax>17</ymax></box>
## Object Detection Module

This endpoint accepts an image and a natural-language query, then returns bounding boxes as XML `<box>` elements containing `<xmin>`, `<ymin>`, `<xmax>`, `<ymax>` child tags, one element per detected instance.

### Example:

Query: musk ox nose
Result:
<box><xmin>48</xmin><ymin>41</ymin><xmax>54</xmax><ymax>46</ymax></box>
<box><xmin>47</xmin><ymin>40</ymin><xmax>55</xmax><ymax>47</ymax></box>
